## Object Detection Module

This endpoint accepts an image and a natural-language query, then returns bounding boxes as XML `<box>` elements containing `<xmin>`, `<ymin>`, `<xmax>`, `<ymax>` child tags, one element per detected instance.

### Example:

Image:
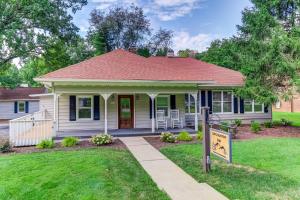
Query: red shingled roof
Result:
<box><xmin>0</xmin><ymin>87</ymin><xmax>45</xmax><ymax>100</ymax></box>
<box><xmin>40</xmin><ymin>49</ymin><xmax>244</xmax><ymax>86</ymax></box>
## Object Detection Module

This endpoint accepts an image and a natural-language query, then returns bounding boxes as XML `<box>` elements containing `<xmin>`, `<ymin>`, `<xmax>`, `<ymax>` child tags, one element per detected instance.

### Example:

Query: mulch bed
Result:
<box><xmin>144</xmin><ymin>136</ymin><xmax>201</xmax><ymax>150</ymax></box>
<box><xmin>236</xmin><ymin>125</ymin><xmax>300</xmax><ymax>140</ymax></box>
<box><xmin>1</xmin><ymin>139</ymin><xmax>126</xmax><ymax>155</ymax></box>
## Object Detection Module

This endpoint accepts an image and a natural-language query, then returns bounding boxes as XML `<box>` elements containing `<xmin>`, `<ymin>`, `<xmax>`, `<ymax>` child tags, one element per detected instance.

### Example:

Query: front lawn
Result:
<box><xmin>273</xmin><ymin>111</ymin><xmax>300</xmax><ymax>127</ymax></box>
<box><xmin>0</xmin><ymin>148</ymin><xmax>169</xmax><ymax>200</ymax></box>
<box><xmin>161</xmin><ymin>138</ymin><xmax>300</xmax><ymax>199</ymax></box>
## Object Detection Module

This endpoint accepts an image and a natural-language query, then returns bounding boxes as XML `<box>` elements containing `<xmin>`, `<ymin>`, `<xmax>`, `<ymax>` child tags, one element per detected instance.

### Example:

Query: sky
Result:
<box><xmin>72</xmin><ymin>0</ymin><xmax>253</xmax><ymax>53</ymax></box>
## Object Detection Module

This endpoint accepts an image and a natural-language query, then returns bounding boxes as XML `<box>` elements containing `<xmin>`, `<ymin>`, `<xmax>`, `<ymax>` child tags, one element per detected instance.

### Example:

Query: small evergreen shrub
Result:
<box><xmin>91</xmin><ymin>134</ymin><xmax>113</xmax><ymax>146</ymax></box>
<box><xmin>177</xmin><ymin>131</ymin><xmax>192</xmax><ymax>141</ymax></box>
<box><xmin>233</xmin><ymin>119</ymin><xmax>242</xmax><ymax>127</ymax></box>
<box><xmin>272</xmin><ymin>120</ymin><xmax>282</xmax><ymax>126</ymax></box>
<box><xmin>0</xmin><ymin>139</ymin><xmax>12</xmax><ymax>153</ymax></box>
<box><xmin>251</xmin><ymin>121</ymin><xmax>261</xmax><ymax>133</ymax></box>
<box><xmin>61</xmin><ymin>137</ymin><xmax>78</xmax><ymax>147</ymax></box>
<box><xmin>280</xmin><ymin>118</ymin><xmax>292</xmax><ymax>126</ymax></box>
<box><xmin>160</xmin><ymin>132</ymin><xmax>176</xmax><ymax>143</ymax></box>
<box><xmin>36</xmin><ymin>139</ymin><xmax>55</xmax><ymax>149</ymax></box>
<box><xmin>220</xmin><ymin>121</ymin><xmax>230</xmax><ymax>132</ymax></box>
<box><xmin>264</xmin><ymin>121</ymin><xmax>273</xmax><ymax>128</ymax></box>
<box><xmin>196</xmin><ymin>131</ymin><xmax>203</xmax><ymax>140</ymax></box>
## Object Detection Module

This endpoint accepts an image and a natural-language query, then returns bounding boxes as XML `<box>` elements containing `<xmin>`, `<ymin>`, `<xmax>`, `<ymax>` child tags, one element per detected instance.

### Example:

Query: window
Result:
<box><xmin>156</xmin><ymin>95</ymin><xmax>170</xmax><ymax>117</ymax></box>
<box><xmin>212</xmin><ymin>91</ymin><xmax>233</xmax><ymax>113</ymax></box>
<box><xmin>245</xmin><ymin>99</ymin><xmax>264</xmax><ymax>113</ymax></box>
<box><xmin>18</xmin><ymin>101</ymin><xmax>25</xmax><ymax>113</ymax></box>
<box><xmin>77</xmin><ymin>96</ymin><xmax>93</xmax><ymax>119</ymax></box>
<box><xmin>185</xmin><ymin>94</ymin><xmax>195</xmax><ymax>113</ymax></box>
<box><xmin>275</xmin><ymin>101</ymin><xmax>281</xmax><ymax>109</ymax></box>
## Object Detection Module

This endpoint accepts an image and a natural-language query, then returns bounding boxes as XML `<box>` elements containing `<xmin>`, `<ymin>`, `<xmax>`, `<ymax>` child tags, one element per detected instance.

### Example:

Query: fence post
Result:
<box><xmin>202</xmin><ymin>107</ymin><xmax>211</xmax><ymax>173</ymax></box>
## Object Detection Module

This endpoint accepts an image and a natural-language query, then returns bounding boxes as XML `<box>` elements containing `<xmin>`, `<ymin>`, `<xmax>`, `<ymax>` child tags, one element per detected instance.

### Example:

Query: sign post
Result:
<box><xmin>202</xmin><ymin>107</ymin><xmax>211</xmax><ymax>173</ymax></box>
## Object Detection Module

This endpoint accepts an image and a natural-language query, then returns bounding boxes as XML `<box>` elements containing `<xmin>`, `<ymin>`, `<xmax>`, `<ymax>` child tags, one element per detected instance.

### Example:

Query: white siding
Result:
<box><xmin>0</xmin><ymin>100</ymin><xmax>39</xmax><ymax>119</ymax></box>
<box><xmin>39</xmin><ymin>96</ymin><xmax>54</xmax><ymax>118</ymax></box>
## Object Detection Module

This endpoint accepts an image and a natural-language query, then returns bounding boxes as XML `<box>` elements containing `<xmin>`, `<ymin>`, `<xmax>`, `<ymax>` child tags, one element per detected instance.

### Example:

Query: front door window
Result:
<box><xmin>119</xmin><ymin>96</ymin><xmax>133</xmax><ymax>129</ymax></box>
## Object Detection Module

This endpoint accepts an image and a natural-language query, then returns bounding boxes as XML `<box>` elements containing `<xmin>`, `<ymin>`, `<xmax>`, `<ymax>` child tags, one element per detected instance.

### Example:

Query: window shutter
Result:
<box><xmin>207</xmin><ymin>91</ymin><xmax>212</xmax><ymax>114</ymax></box>
<box><xmin>149</xmin><ymin>98</ymin><xmax>156</xmax><ymax>119</ymax></box>
<box><xmin>264</xmin><ymin>105</ymin><xmax>269</xmax><ymax>113</ymax></box>
<box><xmin>25</xmin><ymin>101</ymin><xmax>29</xmax><ymax>113</ymax></box>
<box><xmin>69</xmin><ymin>96</ymin><xmax>76</xmax><ymax>121</ymax></box>
<box><xmin>170</xmin><ymin>95</ymin><xmax>176</xmax><ymax>109</ymax></box>
<box><xmin>233</xmin><ymin>96</ymin><xmax>238</xmax><ymax>113</ymax></box>
<box><xmin>201</xmin><ymin>91</ymin><xmax>206</xmax><ymax>107</ymax></box>
<box><xmin>240</xmin><ymin>98</ymin><xmax>244</xmax><ymax>114</ymax></box>
<box><xmin>93</xmin><ymin>96</ymin><xmax>100</xmax><ymax>120</ymax></box>
<box><xmin>14</xmin><ymin>102</ymin><xmax>18</xmax><ymax>113</ymax></box>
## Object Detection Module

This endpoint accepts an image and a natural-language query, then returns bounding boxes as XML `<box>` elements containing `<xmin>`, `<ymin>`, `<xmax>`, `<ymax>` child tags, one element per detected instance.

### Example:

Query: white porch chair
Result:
<box><xmin>156</xmin><ymin>110</ymin><xmax>168</xmax><ymax>130</ymax></box>
<box><xmin>170</xmin><ymin>109</ymin><xmax>183</xmax><ymax>128</ymax></box>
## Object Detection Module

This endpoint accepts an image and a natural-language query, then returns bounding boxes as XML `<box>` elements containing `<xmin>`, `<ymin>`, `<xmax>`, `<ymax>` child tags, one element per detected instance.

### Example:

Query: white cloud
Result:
<box><xmin>172</xmin><ymin>31</ymin><xmax>217</xmax><ymax>54</ymax></box>
<box><xmin>91</xmin><ymin>0</ymin><xmax>138</xmax><ymax>10</ymax></box>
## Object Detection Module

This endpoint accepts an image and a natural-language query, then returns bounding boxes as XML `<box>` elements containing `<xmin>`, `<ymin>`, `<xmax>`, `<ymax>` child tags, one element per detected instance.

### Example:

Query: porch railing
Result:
<box><xmin>9</xmin><ymin>110</ymin><xmax>53</xmax><ymax>147</ymax></box>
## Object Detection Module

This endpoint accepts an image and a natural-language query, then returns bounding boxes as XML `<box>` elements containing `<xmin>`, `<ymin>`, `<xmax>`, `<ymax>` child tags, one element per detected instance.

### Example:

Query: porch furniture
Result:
<box><xmin>185</xmin><ymin>113</ymin><xmax>195</xmax><ymax>127</ymax></box>
<box><xmin>170</xmin><ymin>109</ymin><xmax>183</xmax><ymax>128</ymax></box>
<box><xmin>156</xmin><ymin>110</ymin><xmax>168</xmax><ymax>130</ymax></box>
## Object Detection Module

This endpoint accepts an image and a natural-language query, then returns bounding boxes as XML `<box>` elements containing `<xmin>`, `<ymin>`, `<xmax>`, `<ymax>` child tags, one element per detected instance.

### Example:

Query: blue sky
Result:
<box><xmin>72</xmin><ymin>0</ymin><xmax>252</xmax><ymax>53</ymax></box>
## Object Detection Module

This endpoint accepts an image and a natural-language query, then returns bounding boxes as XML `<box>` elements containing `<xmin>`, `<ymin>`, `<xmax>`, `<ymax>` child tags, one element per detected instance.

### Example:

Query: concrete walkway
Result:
<box><xmin>120</xmin><ymin>137</ymin><xmax>228</xmax><ymax>200</ymax></box>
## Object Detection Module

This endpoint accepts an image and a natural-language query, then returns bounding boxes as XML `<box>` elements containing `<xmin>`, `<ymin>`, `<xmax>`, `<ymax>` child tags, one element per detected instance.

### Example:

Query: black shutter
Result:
<box><xmin>201</xmin><ymin>91</ymin><xmax>206</xmax><ymax>107</ymax></box>
<box><xmin>69</xmin><ymin>96</ymin><xmax>76</xmax><ymax>121</ymax></box>
<box><xmin>149</xmin><ymin>98</ymin><xmax>156</xmax><ymax>119</ymax></box>
<box><xmin>240</xmin><ymin>98</ymin><xmax>244</xmax><ymax>114</ymax></box>
<box><xmin>264</xmin><ymin>105</ymin><xmax>269</xmax><ymax>113</ymax></box>
<box><xmin>93</xmin><ymin>96</ymin><xmax>100</xmax><ymax>120</ymax></box>
<box><xmin>25</xmin><ymin>101</ymin><xmax>29</xmax><ymax>113</ymax></box>
<box><xmin>207</xmin><ymin>91</ymin><xmax>212</xmax><ymax>114</ymax></box>
<box><xmin>233</xmin><ymin>96</ymin><xmax>238</xmax><ymax>113</ymax></box>
<box><xmin>170</xmin><ymin>95</ymin><xmax>176</xmax><ymax>109</ymax></box>
<box><xmin>14</xmin><ymin>102</ymin><xmax>18</xmax><ymax>113</ymax></box>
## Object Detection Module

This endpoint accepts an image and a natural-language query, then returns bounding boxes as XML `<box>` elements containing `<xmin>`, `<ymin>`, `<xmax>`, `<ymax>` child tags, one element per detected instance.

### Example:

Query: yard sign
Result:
<box><xmin>210</xmin><ymin>128</ymin><xmax>232</xmax><ymax>163</ymax></box>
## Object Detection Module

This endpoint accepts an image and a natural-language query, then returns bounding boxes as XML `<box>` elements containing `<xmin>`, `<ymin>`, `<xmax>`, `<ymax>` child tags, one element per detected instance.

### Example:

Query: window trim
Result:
<box><xmin>244</xmin><ymin>100</ymin><xmax>264</xmax><ymax>113</ymax></box>
<box><xmin>76</xmin><ymin>95</ymin><xmax>93</xmax><ymax>120</ymax></box>
<box><xmin>155</xmin><ymin>95</ymin><xmax>170</xmax><ymax>118</ymax></box>
<box><xmin>212</xmin><ymin>90</ymin><xmax>234</xmax><ymax>114</ymax></box>
<box><xmin>18</xmin><ymin>101</ymin><xmax>25</xmax><ymax>113</ymax></box>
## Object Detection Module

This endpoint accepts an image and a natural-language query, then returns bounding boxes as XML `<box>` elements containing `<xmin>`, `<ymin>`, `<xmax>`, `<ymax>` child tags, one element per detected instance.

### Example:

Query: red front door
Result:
<box><xmin>118</xmin><ymin>95</ymin><xmax>134</xmax><ymax>129</ymax></box>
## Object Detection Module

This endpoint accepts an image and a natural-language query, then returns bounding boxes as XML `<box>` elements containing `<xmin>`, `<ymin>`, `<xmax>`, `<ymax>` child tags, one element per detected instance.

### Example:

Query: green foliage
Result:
<box><xmin>91</xmin><ymin>31</ymin><xmax>106</xmax><ymax>56</ymax></box>
<box><xmin>160</xmin><ymin>132</ymin><xmax>176</xmax><ymax>143</ymax></box>
<box><xmin>273</xmin><ymin>112</ymin><xmax>300</xmax><ymax>127</ymax></box>
<box><xmin>0</xmin><ymin>64</ymin><xmax>22</xmax><ymax>88</ymax></box>
<box><xmin>0</xmin><ymin>139</ymin><xmax>12</xmax><ymax>153</ymax></box>
<box><xmin>177</xmin><ymin>131</ymin><xmax>192</xmax><ymax>141</ymax></box>
<box><xmin>198</xmin><ymin>124</ymin><xmax>203</xmax><ymax>131</ymax></box>
<box><xmin>264</xmin><ymin>121</ymin><xmax>273</xmax><ymax>128</ymax></box>
<box><xmin>137</xmin><ymin>48</ymin><xmax>151</xmax><ymax>57</ymax></box>
<box><xmin>272</xmin><ymin>120</ymin><xmax>282</xmax><ymax>126</ymax></box>
<box><xmin>36</xmin><ymin>139</ymin><xmax>55</xmax><ymax>149</ymax></box>
<box><xmin>196</xmin><ymin>131</ymin><xmax>203</xmax><ymax>140</ymax></box>
<box><xmin>280</xmin><ymin>118</ymin><xmax>292</xmax><ymax>126</ymax></box>
<box><xmin>251</xmin><ymin>121</ymin><xmax>261</xmax><ymax>133</ymax></box>
<box><xmin>61</xmin><ymin>137</ymin><xmax>78</xmax><ymax>147</ymax></box>
<box><xmin>220</xmin><ymin>121</ymin><xmax>230</xmax><ymax>132</ymax></box>
<box><xmin>91</xmin><ymin>134</ymin><xmax>113</xmax><ymax>146</ymax></box>
<box><xmin>233</xmin><ymin>119</ymin><xmax>242</xmax><ymax>127</ymax></box>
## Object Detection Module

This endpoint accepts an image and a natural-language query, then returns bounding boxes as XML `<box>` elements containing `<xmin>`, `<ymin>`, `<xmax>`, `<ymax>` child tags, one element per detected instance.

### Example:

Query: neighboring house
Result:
<box><xmin>273</xmin><ymin>94</ymin><xmax>300</xmax><ymax>112</ymax></box>
<box><xmin>34</xmin><ymin>49</ymin><xmax>271</xmax><ymax>135</ymax></box>
<box><xmin>0</xmin><ymin>87</ymin><xmax>45</xmax><ymax>120</ymax></box>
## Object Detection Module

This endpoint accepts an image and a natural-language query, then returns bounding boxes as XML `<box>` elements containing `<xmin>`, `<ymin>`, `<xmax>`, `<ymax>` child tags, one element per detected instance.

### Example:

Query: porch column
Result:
<box><xmin>147</xmin><ymin>93</ymin><xmax>158</xmax><ymax>133</ymax></box>
<box><xmin>100</xmin><ymin>93</ymin><xmax>112</xmax><ymax>134</ymax></box>
<box><xmin>191</xmin><ymin>93</ymin><xmax>199</xmax><ymax>131</ymax></box>
<box><xmin>53</xmin><ymin>93</ymin><xmax>60</xmax><ymax>136</ymax></box>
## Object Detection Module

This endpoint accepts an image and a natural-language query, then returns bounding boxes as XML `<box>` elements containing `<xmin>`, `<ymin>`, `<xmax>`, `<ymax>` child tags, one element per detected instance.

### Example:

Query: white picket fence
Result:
<box><xmin>9</xmin><ymin>110</ymin><xmax>54</xmax><ymax>146</ymax></box>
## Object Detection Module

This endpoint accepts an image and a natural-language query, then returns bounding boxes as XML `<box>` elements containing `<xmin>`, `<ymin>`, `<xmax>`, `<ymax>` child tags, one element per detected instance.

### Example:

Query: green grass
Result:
<box><xmin>273</xmin><ymin>111</ymin><xmax>300</xmax><ymax>127</ymax></box>
<box><xmin>161</xmin><ymin>138</ymin><xmax>300</xmax><ymax>200</ymax></box>
<box><xmin>0</xmin><ymin>148</ymin><xmax>169</xmax><ymax>200</ymax></box>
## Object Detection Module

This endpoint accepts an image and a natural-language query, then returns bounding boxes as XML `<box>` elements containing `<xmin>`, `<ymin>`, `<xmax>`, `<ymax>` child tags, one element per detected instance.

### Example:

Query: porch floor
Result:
<box><xmin>55</xmin><ymin>127</ymin><xmax>196</xmax><ymax>139</ymax></box>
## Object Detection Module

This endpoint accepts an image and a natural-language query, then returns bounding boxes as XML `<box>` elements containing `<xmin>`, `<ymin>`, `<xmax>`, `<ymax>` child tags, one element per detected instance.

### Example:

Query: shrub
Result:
<box><xmin>61</xmin><ymin>137</ymin><xmax>78</xmax><ymax>147</ymax></box>
<box><xmin>220</xmin><ymin>121</ymin><xmax>230</xmax><ymax>132</ymax></box>
<box><xmin>36</xmin><ymin>139</ymin><xmax>55</xmax><ymax>149</ymax></box>
<box><xmin>91</xmin><ymin>134</ymin><xmax>113</xmax><ymax>146</ymax></box>
<box><xmin>177</xmin><ymin>131</ymin><xmax>192</xmax><ymax>141</ymax></box>
<box><xmin>264</xmin><ymin>121</ymin><xmax>273</xmax><ymax>128</ymax></box>
<box><xmin>0</xmin><ymin>139</ymin><xmax>12</xmax><ymax>153</ymax></box>
<box><xmin>272</xmin><ymin>120</ymin><xmax>282</xmax><ymax>126</ymax></box>
<box><xmin>233</xmin><ymin>119</ymin><xmax>242</xmax><ymax>127</ymax></box>
<box><xmin>160</xmin><ymin>132</ymin><xmax>176</xmax><ymax>143</ymax></box>
<box><xmin>280</xmin><ymin>118</ymin><xmax>292</xmax><ymax>126</ymax></box>
<box><xmin>196</xmin><ymin>131</ymin><xmax>203</xmax><ymax>140</ymax></box>
<box><xmin>251</xmin><ymin>121</ymin><xmax>261</xmax><ymax>133</ymax></box>
<box><xmin>198</xmin><ymin>124</ymin><xmax>203</xmax><ymax>131</ymax></box>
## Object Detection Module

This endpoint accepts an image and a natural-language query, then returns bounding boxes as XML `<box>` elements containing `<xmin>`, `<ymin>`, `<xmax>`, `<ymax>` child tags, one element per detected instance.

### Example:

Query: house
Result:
<box><xmin>0</xmin><ymin>87</ymin><xmax>45</xmax><ymax>120</ymax></box>
<box><xmin>273</xmin><ymin>94</ymin><xmax>300</xmax><ymax>112</ymax></box>
<box><xmin>33</xmin><ymin>49</ymin><xmax>271</xmax><ymax>136</ymax></box>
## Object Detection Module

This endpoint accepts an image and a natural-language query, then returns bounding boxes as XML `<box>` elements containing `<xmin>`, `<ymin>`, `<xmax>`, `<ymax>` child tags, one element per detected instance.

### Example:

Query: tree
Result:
<box><xmin>0</xmin><ymin>0</ymin><xmax>87</xmax><ymax>69</ymax></box>
<box><xmin>178</xmin><ymin>49</ymin><xmax>198</xmax><ymax>58</ymax></box>
<box><xmin>148</xmin><ymin>29</ymin><xmax>173</xmax><ymax>56</ymax></box>
<box><xmin>0</xmin><ymin>64</ymin><xmax>22</xmax><ymax>88</ymax></box>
